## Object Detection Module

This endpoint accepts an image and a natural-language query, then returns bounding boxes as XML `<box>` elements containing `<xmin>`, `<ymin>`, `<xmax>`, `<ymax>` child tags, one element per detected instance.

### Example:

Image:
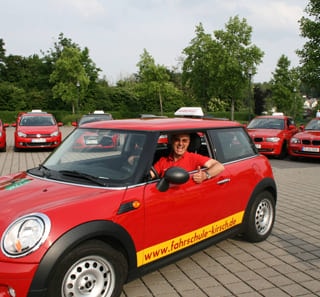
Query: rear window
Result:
<box><xmin>209</xmin><ymin>128</ymin><xmax>257</xmax><ymax>163</ymax></box>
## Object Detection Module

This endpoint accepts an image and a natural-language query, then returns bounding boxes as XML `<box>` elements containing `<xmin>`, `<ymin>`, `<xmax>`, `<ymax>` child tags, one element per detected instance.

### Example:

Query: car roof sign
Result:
<box><xmin>174</xmin><ymin>107</ymin><xmax>204</xmax><ymax>117</ymax></box>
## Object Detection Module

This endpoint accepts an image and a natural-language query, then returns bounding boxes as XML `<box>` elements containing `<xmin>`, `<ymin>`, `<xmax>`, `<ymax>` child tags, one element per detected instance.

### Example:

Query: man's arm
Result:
<box><xmin>193</xmin><ymin>159</ymin><xmax>224</xmax><ymax>184</ymax></box>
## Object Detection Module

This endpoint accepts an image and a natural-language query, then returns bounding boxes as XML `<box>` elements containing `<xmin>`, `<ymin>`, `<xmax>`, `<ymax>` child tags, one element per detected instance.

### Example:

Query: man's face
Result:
<box><xmin>172</xmin><ymin>134</ymin><xmax>190</xmax><ymax>157</ymax></box>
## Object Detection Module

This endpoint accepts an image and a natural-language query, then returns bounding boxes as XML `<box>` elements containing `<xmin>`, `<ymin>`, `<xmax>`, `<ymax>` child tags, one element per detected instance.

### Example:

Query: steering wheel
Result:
<box><xmin>150</xmin><ymin>166</ymin><xmax>160</xmax><ymax>179</ymax></box>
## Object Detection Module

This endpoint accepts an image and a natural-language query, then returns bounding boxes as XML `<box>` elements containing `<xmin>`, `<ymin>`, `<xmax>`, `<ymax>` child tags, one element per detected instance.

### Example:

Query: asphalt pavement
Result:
<box><xmin>1</xmin><ymin>126</ymin><xmax>319</xmax><ymax>297</ymax></box>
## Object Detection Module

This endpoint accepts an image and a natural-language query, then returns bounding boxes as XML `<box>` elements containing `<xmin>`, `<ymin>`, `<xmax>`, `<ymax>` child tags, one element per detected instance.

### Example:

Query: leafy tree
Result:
<box><xmin>182</xmin><ymin>24</ymin><xmax>215</xmax><ymax>109</ymax></box>
<box><xmin>297</xmin><ymin>0</ymin><xmax>320</xmax><ymax>93</ymax></box>
<box><xmin>136</xmin><ymin>49</ymin><xmax>184</xmax><ymax>113</ymax></box>
<box><xmin>182</xmin><ymin>17</ymin><xmax>264</xmax><ymax>120</ymax></box>
<box><xmin>50</xmin><ymin>47</ymin><xmax>89</xmax><ymax>113</ymax></box>
<box><xmin>270</xmin><ymin>55</ymin><xmax>302</xmax><ymax>117</ymax></box>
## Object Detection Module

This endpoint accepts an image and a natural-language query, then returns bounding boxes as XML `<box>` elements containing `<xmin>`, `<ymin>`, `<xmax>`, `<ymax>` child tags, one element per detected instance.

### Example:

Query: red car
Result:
<box><xmin>0</xmin><ymin>119</ymin><xmax>9</xmax><ymax>152</ymax></box>
<box><xmin>288</xmin><ymin>118</ymin><xmax>320</xmax><ymax>159</ymax></box>
<box><xmin>247</xmin><ymin>115</ymin><xmax>298</xmax><ymax>158</ymax></box>
<box><xmin>13</xmin><ymin>110</ymin><xmax>63</xmax><ymax>151</ymax></box>
<box><xmin>0</xmin><ymin>117</ymin><xmax>277</xmax><ymax>297</ymax></box>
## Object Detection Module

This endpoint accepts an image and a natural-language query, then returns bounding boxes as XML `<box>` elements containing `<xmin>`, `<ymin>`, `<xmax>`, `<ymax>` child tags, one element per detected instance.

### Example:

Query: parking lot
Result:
<box><xmin>1</xmin><ymin>126</ymin><xmax>320</xmax><ymax>297</ymax></box>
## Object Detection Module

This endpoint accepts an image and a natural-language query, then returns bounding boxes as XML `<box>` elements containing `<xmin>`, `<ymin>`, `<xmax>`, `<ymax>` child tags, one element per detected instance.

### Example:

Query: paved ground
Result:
<box><xmin>1</xmin><ymin>126</ymin><xmax>320</xmax><ymax>297</ymax></box>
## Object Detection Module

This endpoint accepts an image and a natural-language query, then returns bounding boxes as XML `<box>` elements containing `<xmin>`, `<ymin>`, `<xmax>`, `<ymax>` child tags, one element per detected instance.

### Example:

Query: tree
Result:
<box><xmin>136</xmin><ymin>49</ymin><xmax>184</xmax><ymax>114</ymax></box>
<box><xmin>297</xmin><ymin>0</ymin><xmax>320</xmax><ymax>93</ymax></box>
<box><xmin>182</xmin><ymin>17</ymin><xmax>264</xmax><ymax>120</ymax></box>
<box><xmin>50</xmin><ymin>47</ymin><xmax>89</xmax><ymax>113</ymax></box>
<box><xmin>182</xmin><ymin>23</ymin><xmax>215</xmax><ymax>109</ymax></box>
<box><xmin>270</xmin><ymin>55</ymin><xmax>302</xmax><ymax>117</ymax></box>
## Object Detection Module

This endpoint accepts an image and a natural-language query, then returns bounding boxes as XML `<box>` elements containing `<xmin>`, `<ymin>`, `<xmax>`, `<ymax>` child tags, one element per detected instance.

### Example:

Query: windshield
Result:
<box><xmin>305</xmin><ymin>119</ymin><xmax>320</xmax><ymax>131</ymax></box>
<box><xmin>20</xmin><ymin>115</ymin><xmax>56</xmax><ymax>126</ymax></box>
<box><xmin>247</xmin><ymin>118</ymin><xmax>284</xmax><ymax>130</ymax></box>
<box><xmin>39</xmin><ymin>128</ymin><xmax>147</xmax><ymax>187</ymax></box>
<box><xmin>79</xmin><ymin>115</ymin><xmax>112</xmax><ymax>125</ymax></box>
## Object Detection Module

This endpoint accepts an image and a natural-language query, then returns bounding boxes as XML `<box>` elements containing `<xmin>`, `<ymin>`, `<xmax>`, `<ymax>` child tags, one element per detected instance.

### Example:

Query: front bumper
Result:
<box><xmin>14</xmin><ymin>136</ymin><xmax>61</xmax><ymax>149</ymax></box>
<box><xmin>254</xmin><ymin>142</ymin><xmax>282</xmax><ymax>156</ymax></box>
<box><xmin>0</xmin><ymin>261</ymin><xmax>38</xmax><ymax>297</ymax></box>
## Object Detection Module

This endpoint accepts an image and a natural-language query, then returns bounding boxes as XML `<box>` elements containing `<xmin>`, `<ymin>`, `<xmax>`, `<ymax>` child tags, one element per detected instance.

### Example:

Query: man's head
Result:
<box><xmin>171</xmin><ymin>133</ymin><xmax>190</xmax><ymax>158</ymax></box>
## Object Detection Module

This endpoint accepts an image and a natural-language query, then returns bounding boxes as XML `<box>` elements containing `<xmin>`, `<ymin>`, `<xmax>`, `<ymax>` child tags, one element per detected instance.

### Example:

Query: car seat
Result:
<box><xmin>187</xmin><ymin>133</ymin><xmax>201</xmax><ymax>153</ymax></box>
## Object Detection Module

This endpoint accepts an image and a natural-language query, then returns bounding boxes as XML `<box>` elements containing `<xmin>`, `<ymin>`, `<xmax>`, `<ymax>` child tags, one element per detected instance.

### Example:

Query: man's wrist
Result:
<box><xmin>205</xmin><ymin>171</ymin><xmax>212</xmax><ymax>180</ymax></box>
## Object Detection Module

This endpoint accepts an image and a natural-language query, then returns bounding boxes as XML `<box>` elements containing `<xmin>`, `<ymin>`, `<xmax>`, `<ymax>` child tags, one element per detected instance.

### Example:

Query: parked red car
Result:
<box><xmin>288</xmin><ymin>118</ymin><xmax>320</xmax><ymax>159</ymax></box>
<box><xmin>0</xmin><ymin>119</ymin><xmax>9</xmax><ymax>152</ymax></box>
<box><xmin>0</xmin><ymin>117</ymin><xmax>277</xmax><ymax>297</ymax></box>
<box><xmin>247</xmin><ymin>115</ymin><xmax>298</xmax><ymax>158</ymax></box>
<box><xmin>13</xmin><ymin>110</ymin><xmax>63</xmax><ymax>151</ymax></box>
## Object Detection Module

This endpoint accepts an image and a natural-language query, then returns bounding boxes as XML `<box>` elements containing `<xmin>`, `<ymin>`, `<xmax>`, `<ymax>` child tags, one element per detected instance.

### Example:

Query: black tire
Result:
<box><xmin>47</xmin><ymin>240</ymin><xmax>128</xmax><ymax>297</ymax></box>
<box><xmin>243</xmin><ymin>191</ymin><xmax>275</xmax><ymax>242</ymax></box>
<box><xmin>0</xmin><ymin>145</ymin><xmax>5</xmax><ymax>152</ymax></box>
<box><xmin>277</xmin><ymin>141</ymin><xmax>287</xmax><ymax>159</ymax></box>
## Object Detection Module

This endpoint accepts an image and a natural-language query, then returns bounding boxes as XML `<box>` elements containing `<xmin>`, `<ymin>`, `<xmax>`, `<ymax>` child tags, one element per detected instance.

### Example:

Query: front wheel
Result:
<box><xmin>47</xmin><ymin>240</ymin><xmax>128</xmax><ymax>297</ymax></box>
<box><xmin>243</xmin><ymin>191</ymin><xmax>275</xmax><ymax>242</ymax></box>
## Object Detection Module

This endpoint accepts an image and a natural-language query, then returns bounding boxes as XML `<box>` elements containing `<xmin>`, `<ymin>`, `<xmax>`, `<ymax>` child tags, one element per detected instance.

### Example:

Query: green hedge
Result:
<box><xmin>0</xmin><ymin>110</ymin><xmax>254</xmax><ymax>125</ymax></box>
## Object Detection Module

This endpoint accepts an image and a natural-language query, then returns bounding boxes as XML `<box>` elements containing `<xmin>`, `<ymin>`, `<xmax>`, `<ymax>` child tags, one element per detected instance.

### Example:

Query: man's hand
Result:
<box><xmin>192</xmin><ymin>166</ymin><xmax>206</xmax><ymax>184</ymax></box>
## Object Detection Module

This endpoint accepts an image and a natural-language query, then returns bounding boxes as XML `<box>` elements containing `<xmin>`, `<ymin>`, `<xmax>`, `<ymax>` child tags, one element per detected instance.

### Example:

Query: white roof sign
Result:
<box><xmin>174</xmin><ymin>107</ymin><xmax>204</xmax><ymax>117</ymax></box>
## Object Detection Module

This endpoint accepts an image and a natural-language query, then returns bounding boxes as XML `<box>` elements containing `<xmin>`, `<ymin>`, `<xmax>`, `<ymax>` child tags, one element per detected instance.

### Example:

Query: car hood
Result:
<box><xmin>0</xmin><ymin>172</ymin><xmax>120</xmax><ymax>218</ymax></box>
<box><xmin>247</xmin><ymin>129</ymin><xmax>282</xmax><ymax>137</ymax></box>
<box><xmin>17</xmin><ymin>126</ymin><xmax>59</xmax><ymax>134</ymax></box>
<box><xmin>293</xmin><ymin>130</ymin><xmax>320</xmax><ymax>139</ymax></box>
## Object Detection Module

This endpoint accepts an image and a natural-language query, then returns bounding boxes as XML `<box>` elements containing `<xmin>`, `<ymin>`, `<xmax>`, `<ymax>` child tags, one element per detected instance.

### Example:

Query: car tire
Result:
<box><xmin>243</xmin><ymin>191</ymin><xmax>275</xmax><ymax>242</ymax></box>
<box><xmin>277</xmin><ymin>141</ymin><xmax>287</xmax><ymax>159</ymax></box>
<box><xmin>47</xmin><ymin>239</ymin><xmax>128</xmax><ymax>297</ymax></box>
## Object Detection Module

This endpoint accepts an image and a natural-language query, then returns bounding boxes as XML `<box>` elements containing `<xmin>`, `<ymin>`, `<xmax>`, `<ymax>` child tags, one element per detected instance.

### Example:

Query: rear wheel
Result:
<box><xmin>47</xmin><ymin>240</ymin><xmax>128</xmax><ymax>297</ymax></box>
<box><xmin>243</xmin><ymin>191</ymin><xmax>275</xmax><ymax>242</ymax></box>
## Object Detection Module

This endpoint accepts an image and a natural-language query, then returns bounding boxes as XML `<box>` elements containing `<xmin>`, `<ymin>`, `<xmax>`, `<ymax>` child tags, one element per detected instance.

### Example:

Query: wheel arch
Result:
<box><xmin>243</xmin><ymin>177</ymin><xmax>277</xmax><ymax>223</ymax></box>
<box><xmin>28</xmin><ymin>220</ymin><xmax>137</xmax><ymax>296</ymax></box>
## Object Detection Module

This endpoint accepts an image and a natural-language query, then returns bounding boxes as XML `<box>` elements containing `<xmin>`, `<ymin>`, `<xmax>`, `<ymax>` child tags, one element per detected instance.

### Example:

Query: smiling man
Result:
<box><xmin>151</xmin><ymin>133</ymin><xmax>224</xmax><ymax>183</ymax></box>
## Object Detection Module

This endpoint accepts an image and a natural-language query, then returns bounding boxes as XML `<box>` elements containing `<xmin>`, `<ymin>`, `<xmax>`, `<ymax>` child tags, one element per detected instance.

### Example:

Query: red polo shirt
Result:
<box><xmin>154</xmin><ymin>151</ymin><xmax>210</xmax><ymax>177</ymax></box>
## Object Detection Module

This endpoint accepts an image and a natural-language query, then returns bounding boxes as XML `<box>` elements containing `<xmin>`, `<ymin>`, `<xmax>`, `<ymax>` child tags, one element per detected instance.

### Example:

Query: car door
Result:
<box><xmin>137</xmin><ymin>129</ymin><xmax>252</xmax><ymax>266</ymax></box>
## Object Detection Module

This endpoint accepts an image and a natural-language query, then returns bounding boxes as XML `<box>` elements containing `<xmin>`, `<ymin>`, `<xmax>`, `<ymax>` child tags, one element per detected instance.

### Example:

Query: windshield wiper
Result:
<box><xmin>59</xmin><ymin>170</ymin><xmax>108</xmax><ymax>186</ymax></box>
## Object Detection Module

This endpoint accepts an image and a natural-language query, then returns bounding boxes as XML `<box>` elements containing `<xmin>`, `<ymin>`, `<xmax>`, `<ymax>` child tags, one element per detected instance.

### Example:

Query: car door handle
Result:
<box><xmin>217</xmin><ymin>178</ymin><xmax>231</xmax><ymax>185</ymax></box>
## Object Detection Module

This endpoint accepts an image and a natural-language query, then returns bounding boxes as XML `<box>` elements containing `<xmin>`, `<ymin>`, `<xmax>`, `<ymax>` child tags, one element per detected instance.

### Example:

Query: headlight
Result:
<box><xmin>290</xmin><ymin>138</ymin><xmax>300</xmax><ymax>144</ymax></box>
<box><xmin>265</xmin><ymin>137</ymin><xmax>280</xmax><ymax>143</ymax></box>
<box><xmin>17</xmin><ymin>131</ymin><xmax>27</xmax><ymax>137</ymax></box>
<box><xmin>1</xmin><ymin>213</ymin><xmax>51</xmax><ymax>258</ymax></box>
<box><xmin>50</xmin><ymin>131</ymin><xmax>59</xmax><ymax>137</ymax></box>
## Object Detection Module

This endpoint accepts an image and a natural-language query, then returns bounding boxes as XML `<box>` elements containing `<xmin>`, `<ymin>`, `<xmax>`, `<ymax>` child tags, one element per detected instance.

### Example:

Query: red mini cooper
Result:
<box><xmin>0</xmin><ymin>117</ymin><xmax>277</xmax><ymax>297</ymax></box>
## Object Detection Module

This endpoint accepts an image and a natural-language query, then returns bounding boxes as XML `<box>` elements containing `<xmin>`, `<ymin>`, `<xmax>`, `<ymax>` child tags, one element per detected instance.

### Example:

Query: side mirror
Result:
<box><xmin>289</xmin><ymin>124</ymin><xmax>296</xmax><ymax>130</ymax></box>
<box><xmin>100</xmin><ymin>136</ymin><xmax>114</xmax><ymax>146</ymax></box>
<box><xmin>157</xmin><ymin>166</ymin><xmax>189</xmax><ymax>192</ymax></box>
<box><xmin>299</xmin><ymin>125</ymin><xmax>305</xmax><ymax>132</ymax></box>
<box><xmin>58</xmin><ymin>122</ymin><xmax>63</xmax><ymax>127</ymax></box>
<box><xmin>71</xmin><ymin>121</ymin><xmax>78</xmax><ymax>127</ymax></box>
<box><xmin>3</xmin><ymin>123</ymin><xmax>9</xmax><ymax>128</ymax></box>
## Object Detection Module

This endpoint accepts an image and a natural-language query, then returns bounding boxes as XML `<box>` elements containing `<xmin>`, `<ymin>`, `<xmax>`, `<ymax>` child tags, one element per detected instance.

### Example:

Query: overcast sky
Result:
<box><xmin>0</xmin><ymin>0</ymin><xmax>309</xmax><ymax>83</ymax></box>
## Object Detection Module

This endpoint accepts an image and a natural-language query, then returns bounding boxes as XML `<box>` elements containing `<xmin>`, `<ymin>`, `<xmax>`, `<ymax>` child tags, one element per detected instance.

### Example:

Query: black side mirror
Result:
<box><xmin>157</xmin><ymin>166</ymin><xmax>189</xmax><ymax>192</ymax></box>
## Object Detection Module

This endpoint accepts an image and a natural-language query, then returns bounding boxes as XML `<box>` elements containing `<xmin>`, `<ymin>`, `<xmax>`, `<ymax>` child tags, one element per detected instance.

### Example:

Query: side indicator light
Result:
<box><xmin>118</xmin><ymin>200</ymin><xmax>141</xmax><ymax>214</ymax></box>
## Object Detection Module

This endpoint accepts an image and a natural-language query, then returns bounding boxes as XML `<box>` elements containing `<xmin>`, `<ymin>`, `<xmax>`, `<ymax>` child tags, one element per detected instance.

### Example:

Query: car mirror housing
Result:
<box><xmin>157</xmin><ymin>167</ymin><xmax>189</xmax><ymax>192</ymax></box>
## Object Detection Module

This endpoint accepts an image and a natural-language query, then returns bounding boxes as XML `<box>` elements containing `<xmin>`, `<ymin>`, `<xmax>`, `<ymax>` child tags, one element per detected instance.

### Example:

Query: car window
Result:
<box><xmin>305</xmin><ymin>119</ymin><xmax>320</xmax><ymax>130</ymax></box>
<box><xmin>43</xmin><ymin>129</ymin><xmax>148</xmax><ymax>186</ymax></box>
<box><xmin>247</xmin><ymin>118</ymin><xmax>284</xmax><ymax>129</ymax></box>
<box><xmin>209</xmin><ymin>128</ymin><xmax>257</xmax><ymax>163</ymax></box>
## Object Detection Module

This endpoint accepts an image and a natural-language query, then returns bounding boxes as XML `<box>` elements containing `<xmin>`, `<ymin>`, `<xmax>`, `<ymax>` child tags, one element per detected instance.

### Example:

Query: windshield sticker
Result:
<box><xmin>2</xmin><ymin>178</ymin><xmax>31</xmax><ymax>191</ymax></box>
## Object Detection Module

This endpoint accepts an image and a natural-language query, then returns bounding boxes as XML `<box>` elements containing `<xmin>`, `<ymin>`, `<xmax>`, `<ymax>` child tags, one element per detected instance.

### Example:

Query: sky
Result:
<box><xmin>0</xmin><ymin>0</ymin><xmax>309</xmax><ymax>84</ymax></box>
